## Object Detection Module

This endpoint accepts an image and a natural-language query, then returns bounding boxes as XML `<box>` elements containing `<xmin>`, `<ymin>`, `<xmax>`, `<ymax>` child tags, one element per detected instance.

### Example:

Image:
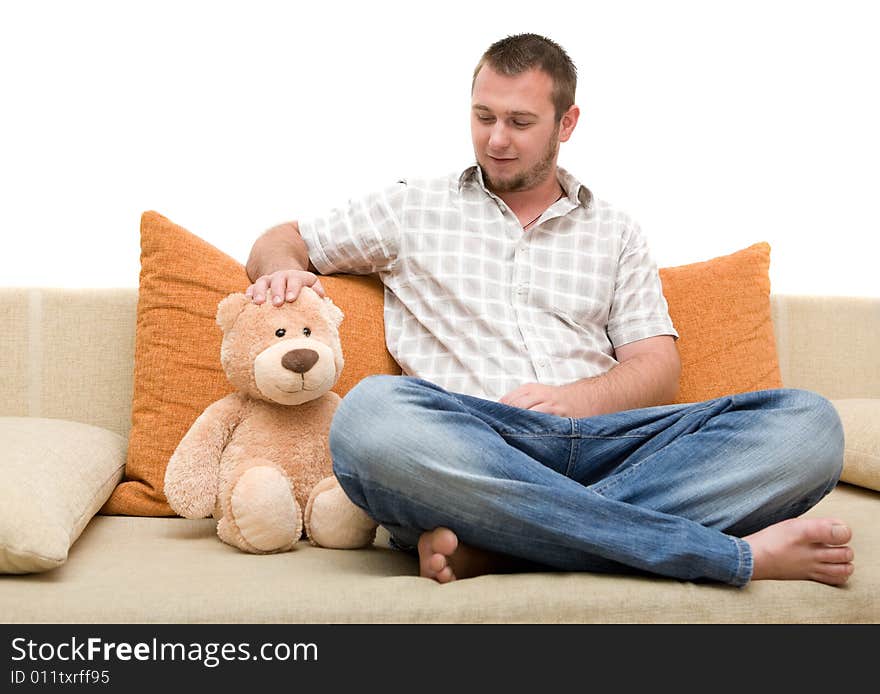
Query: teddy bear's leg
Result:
<box><xmin>216</xmin><ymin>515</ymin><xmax>244</xmax><ymax>549</ymax></box>
<box><xmin>304</xmin><ymin>476</ymin><xmax>378</xmax><ymax>549</ymax></box>
<box><xmin>218</xmin><ymin>460</ymin><xmax>303</xmax><ymax>554</ymax></box>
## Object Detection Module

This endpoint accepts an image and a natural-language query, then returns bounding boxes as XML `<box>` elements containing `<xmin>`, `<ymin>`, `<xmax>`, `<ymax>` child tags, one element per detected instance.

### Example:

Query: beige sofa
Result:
<box><xmin>1</xmin><ymin>288</ymin><xmax>878</xmax><ymax>623</ymax></box>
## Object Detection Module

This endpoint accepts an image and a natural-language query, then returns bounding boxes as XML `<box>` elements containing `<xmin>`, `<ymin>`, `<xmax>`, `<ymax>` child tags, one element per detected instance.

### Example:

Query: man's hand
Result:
<box><xmin>499</xmin><ymin>335</ymin><xmax>680</xmax><ymax>418</ymax></box>
<box><xmin>244</xmin><ymin>221</ymin><xmax>322</xmax><ymax>305</ymax></box>
<box><xmin>245</xmin><ymin>269</ymin><xmax>326</xmax><ymax>305</ymax></box>
<box><xmin>499</xmin><ymin>382</ymin><xmax>585</xmax><ymax>417</ymax></box>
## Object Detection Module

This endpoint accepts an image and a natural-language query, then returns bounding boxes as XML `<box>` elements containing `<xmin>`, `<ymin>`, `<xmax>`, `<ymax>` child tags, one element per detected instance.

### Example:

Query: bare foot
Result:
<box><xmin>417</xmin><ymin>527</ymin><xmax>527</xmax><ymax>583</ymax></box>
<box><xmin>745</xmin><ymin>517</ymin><xmax>854</xmax><ymax>585</ymax></box>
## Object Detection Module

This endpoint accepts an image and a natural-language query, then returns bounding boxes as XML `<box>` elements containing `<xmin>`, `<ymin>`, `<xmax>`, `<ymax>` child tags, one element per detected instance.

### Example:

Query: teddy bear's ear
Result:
<box><xmin>216</xmin><ymin>293</ymin><xmax>251</xmax><ymax>333</ymax></box>
<box><xmin>322</xmin><ymin>297</ymin><xmax>344</xmax><ymax>329</ymax></box>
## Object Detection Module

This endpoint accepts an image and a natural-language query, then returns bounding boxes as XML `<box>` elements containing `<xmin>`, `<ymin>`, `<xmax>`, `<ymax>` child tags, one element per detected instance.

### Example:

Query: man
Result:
<box><xmin>245</xmin><ymin>34</ymin><xmax>853</xmax><ymax>586</ymax></box>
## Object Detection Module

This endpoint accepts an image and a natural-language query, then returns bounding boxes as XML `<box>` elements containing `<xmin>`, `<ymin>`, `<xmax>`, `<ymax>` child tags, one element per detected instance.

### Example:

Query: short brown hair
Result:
<box><xmin>472</xmin><ymin>33</ymin><xmax>577</xmax><ymax>121</ymax></box>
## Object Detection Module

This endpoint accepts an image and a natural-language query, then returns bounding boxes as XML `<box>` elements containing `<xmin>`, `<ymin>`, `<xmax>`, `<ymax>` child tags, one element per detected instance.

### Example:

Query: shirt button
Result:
<box><xmin>537</xmin><ymin>358</ymin><xmax>548</xmax><ymax>368</ymax></box>
<box><xmin>516</xmin><ymin>284</ymin><xmax>527</xmax><ymax>295</ymax></box>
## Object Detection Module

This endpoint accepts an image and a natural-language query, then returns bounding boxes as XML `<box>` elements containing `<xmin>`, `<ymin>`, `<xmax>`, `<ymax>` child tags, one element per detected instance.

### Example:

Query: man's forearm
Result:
<box><xmin>245</xmin><ymin>221</ymin><xmax>311</xmax><ymax>281</ymax></box>
<box><xmin>245</xmin><ymin>221</ymin><xmax>326</xmax><ymax>304</ymax></box>
<box><xmin>565</xmin><ymin>351</ymin><xmax>680</xmax><ymax>417</ymax></box>
<box><xmin>499</xmin><ymin>336</ymin><xmax>680</xmax><ymax>418</ymax></box>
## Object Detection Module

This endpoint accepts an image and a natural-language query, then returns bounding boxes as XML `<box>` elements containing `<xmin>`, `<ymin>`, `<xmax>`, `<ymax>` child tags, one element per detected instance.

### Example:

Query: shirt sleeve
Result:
<box><xmin>298</xmin><ymin>181</ymin><xmax>407</xmax><ymax>275</ymax></box>
<box><xmin>606</xmin><ymin>221</ymin><xmax>678</xmax><ymax>348</ymax></box>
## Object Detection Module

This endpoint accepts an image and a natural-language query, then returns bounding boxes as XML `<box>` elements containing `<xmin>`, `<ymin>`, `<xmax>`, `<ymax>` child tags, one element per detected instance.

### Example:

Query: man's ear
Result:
<box><xmin>558</xmin><ymin>104</ymin><xmax>580</xmax><ymax>143</ymax></box>
<box><xmin>216</xmin><ymin>293</ymin><xmax>251</xmax><ymax>333</ymax></box>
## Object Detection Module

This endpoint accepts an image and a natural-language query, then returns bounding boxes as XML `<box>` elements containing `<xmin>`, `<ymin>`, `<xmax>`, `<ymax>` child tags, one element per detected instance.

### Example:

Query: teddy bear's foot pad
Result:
<box><xmin>230</xmin><ymin>466</ymin><xmax>302</xmax><ymax>552</ymax></box>
<box><xmin>305</xmin><ymin>477</ymin><xmax>378</xmax><ymax>549</ymax></box>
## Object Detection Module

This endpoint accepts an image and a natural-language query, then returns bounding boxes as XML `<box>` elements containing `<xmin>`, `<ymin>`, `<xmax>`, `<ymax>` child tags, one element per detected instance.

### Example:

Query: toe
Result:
<box><xmin>435</xmin><ymin>566</ymin><xmax>456</xmax><ymax>583</ymax></box>
<box><xmin>432</xmin><ymin>527</ymin><xmax>459</xmax><ymax>556</ymax></box>
<box><xmin>804</xmin><ymin>518</ymin><xmax>851</xmax><ymax>546</ymax></box>
<box><xmin>817</xmin><ymin>546</ymin><xmax>854</xmax><ymax>564</ymax></box>
<box><xmin>814</xmin><ymin>562</ymin><xmax>854</xmax><ymax>585</ymax></box>
<box><xmin>428</xmin><ymin>552</ymin><xmax>447</xmax><ymax>574</ymax></box>
<box><xmin>829</xmin><ymin>522</ymin><xmax>852</xmax><ymax>545</ymax></box>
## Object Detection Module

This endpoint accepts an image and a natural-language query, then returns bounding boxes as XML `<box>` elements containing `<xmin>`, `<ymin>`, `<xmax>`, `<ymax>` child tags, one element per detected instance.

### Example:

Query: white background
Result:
<box><xmin>1</xmin><ymin>0</ymin><xmax>877</xmax><ymax>296</ymax></box>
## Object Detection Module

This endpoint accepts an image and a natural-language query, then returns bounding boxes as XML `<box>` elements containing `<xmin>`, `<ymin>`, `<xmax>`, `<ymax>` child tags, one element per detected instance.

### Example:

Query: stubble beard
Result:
<box><xmin>480</xmin><ymin>124</ymin><xmax>560</xmax><ymax>194</ymax></box>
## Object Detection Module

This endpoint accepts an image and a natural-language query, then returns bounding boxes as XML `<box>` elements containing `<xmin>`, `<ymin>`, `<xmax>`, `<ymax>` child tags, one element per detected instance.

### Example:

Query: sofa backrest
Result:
<box><xmin>769</xmin><ymin>294</ymin><xmax>880</xmax><ymax>400</ymax></box>
<box><xmin>1</xmin><ymin>288</ymin><xmax>137</xmax><ymax>437</ymax></box>
<box><xmin>1</xmin><ymin>287</ymin><xmax>878</xmax><ymax>438</ymax></box>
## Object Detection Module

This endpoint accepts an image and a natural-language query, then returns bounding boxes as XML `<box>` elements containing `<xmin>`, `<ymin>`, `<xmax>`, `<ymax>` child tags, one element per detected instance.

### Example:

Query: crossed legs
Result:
<box><xmin>330</xmin><ymin>376</ymin><xmax>852</xmax><ymax>586</ymax></box>
<box><xmin>417</xmin><ymin>519</ymin><xmax>853</xmax><ymax>585</ymax></box>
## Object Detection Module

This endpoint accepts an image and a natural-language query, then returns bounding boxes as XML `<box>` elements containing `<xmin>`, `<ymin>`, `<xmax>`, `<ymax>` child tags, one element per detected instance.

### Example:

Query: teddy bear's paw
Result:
<box><xmin>304</xmin><ymin>476</ymin><xmax>378</xmax><ymax>549</ymax></box>
<box><xmin>228</xmin><ymin>465</ymin><xmax>303</xmax><ymax>553</ymax></box>
<box><xmin>216</xmin><ymin>515</ymin><xmax>255</xmax><ymax>553</ymax></box>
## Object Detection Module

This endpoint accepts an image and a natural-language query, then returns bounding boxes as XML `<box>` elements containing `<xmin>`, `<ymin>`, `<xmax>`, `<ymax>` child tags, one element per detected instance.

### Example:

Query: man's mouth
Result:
<box><xmin>487</xmin><ymin>155</ymin><xmax>517</xmax><ymax>167</ymax></box>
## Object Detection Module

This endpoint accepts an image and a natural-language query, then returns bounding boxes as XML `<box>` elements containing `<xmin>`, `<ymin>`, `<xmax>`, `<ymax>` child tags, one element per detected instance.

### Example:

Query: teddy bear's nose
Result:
<box><xmin>281</xmin><ymin>349</ymin><xmax>319</xmax><ymax>374</ymax></box>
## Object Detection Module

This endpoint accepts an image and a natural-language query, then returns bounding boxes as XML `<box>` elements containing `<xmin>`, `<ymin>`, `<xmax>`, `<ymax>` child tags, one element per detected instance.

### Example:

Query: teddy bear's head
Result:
<box><xmin>215</xmin><ymin>288</ymin><xmax>344</xmax><ymax>405</ymax></box>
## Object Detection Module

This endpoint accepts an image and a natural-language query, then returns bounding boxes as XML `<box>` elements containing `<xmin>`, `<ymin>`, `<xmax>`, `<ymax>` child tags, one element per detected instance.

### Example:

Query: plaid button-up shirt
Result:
<box><xmin>299</xmin><ymin>165</ymin><xmax>677</xmax><ymax>401</ymax></box>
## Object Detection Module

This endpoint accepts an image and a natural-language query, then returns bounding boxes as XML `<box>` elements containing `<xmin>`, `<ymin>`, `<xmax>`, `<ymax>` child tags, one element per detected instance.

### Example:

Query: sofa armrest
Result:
<box><xmin>831</xmin><ymin>399</ymin><xmax>880</xmax><ymax>492</ymax></box>
<box><xmin>771</xmin><ymin>294</ymin><xmax>880</xmax><ymax>399</ymax></box>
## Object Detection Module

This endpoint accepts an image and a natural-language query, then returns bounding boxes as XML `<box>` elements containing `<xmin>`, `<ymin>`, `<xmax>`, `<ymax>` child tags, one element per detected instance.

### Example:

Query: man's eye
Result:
<box><xmin>477</xmin><ymin>115</ymin><xmax>494</xmax><ymax>122</ymax></box>
<box><xmin>513</xmin><ymin>121</ymin><xmax>532</xmax><ymax>128</ymax></box>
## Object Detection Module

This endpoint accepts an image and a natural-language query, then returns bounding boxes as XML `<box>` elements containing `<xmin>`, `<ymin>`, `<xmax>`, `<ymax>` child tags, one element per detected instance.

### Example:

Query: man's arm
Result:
<box><xmin>499</xmin><ymin>335</ymin><xmax>681</xmax><ymax>417</ymax></box>
<box><xmin>244</xmin><ymin>221</ymin><xmax>325</xmax><ymax>304</ymax></box>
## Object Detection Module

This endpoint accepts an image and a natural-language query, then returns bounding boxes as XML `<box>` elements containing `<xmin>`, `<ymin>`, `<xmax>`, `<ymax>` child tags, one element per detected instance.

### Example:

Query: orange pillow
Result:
<box><xmin>105</xmin><ymin>212</ymin><xmax>780</xmax><ymax>516</ymax></box>
<box><xmin>660</xmin><ymin>242</ymin><xmax>783</xmax><ymax>404</ymax></box>
<box><xmin>101</xmin><ymin>211</ymin><xmax>400</xmax><ymax>517</ymax></box>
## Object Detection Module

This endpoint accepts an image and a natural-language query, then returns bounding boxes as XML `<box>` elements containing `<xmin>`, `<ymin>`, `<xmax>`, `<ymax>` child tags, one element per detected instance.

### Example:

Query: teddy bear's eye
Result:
<box><xmin>275</xmin><ymin>328</ymin><xmax>286</xmax><ymax>338</ymax></box>
<box><xmin>302</xmin><ymin>327</ymin><xmax>311</xmax><ymax>337</ymax></box>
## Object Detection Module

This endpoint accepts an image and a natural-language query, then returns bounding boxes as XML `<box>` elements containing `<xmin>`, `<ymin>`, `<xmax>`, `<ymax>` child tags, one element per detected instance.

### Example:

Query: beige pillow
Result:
<box><xmin>0</xmin><ymin>417</ymin><xmax>126</xmax><ymax>573</ymax></box>
<box><xmin>831</xmin><ymin>399</ymin><xmax>880</xmax><ymax>492</ymax></box>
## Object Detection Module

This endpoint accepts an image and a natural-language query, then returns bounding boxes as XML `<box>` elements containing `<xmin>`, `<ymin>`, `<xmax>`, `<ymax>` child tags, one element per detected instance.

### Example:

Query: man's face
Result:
<box><xmin>471</xmin><ymin>65</ymin><xmax>569</xmax><ymax>194</ymax></box>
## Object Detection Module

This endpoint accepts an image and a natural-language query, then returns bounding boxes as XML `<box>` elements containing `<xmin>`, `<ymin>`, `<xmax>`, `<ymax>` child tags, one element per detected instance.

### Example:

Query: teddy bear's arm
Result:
<box><xmin>164</xmin><ymin>393</ymin><xmax>246</xmax><ymax>518</ymax></box>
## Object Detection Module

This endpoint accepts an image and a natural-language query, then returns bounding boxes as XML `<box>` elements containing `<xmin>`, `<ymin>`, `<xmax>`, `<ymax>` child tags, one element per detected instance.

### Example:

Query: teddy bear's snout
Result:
<box><xmin>281</xmin><ymin>349</ymin><xmax>319</xmax><ymax>374</ymax></box>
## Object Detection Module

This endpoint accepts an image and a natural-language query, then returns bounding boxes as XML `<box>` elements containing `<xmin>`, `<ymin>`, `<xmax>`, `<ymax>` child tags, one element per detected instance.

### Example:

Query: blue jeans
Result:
<box><xmin>329</xmin><ymin>376</ymin><xmax>844</xmax><ymax>586</ymax></box>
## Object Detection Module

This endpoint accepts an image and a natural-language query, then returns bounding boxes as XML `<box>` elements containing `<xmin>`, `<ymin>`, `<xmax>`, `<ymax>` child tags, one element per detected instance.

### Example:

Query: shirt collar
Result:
<box><xmin>458</xmin><ymin>163</ymin><xmax>592</xmax><ymax>209</ymax></box>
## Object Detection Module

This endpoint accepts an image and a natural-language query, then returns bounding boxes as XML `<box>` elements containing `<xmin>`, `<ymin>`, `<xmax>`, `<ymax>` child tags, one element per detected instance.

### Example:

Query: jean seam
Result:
<box><xmin>440</xmin><ymin>390</ymin><xmax>568</xmax><ymax>439</ymax></box>
<box><xmin>498</xmin><ymin>432</ymin><xmax>577</xmax><ymax>438</ymax></box>
<box><xmin>499</xmin><ymin>432</ymin><xmax>649</xmax><ymax>440</ymax></box>
<box><xmin>336</xmin><ymin>470</ymin><xmax>494</xmax><ymax>532</ymax></box>
<box><xmin>731</xmin><ymin>536</ymin><xmax>753</xmax><ymax>587</ymax></box>
<box><xmin>588</xmin><ymin>399</ymin><xmax>732</xmax><ymax>497</ymax></box>
<box><xmin>336</xmin><ymin>470</ymin><xmax>608</xmax><ymax>559</ymax></box>
<box><xmin>564</xmin><ymin>417</ymin><xmax>578</xmax><ymax>477</ymax></box>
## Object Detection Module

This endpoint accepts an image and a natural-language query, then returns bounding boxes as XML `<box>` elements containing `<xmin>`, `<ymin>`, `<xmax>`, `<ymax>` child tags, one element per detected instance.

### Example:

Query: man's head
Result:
<box><xmin>473</xmin><ymin>33</ymin><xmax>577</xmax><ymax>121</ymax></box>
<box><xmin>471</xmin><ymin>34</ymin><xmax>580</xmax><ymax>194</ymax></box>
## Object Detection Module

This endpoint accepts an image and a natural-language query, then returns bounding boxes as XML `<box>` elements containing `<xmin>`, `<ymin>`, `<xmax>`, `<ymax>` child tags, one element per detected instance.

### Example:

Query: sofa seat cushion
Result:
<box><xmin>832</xmin><ymin>399</ymin><xmax>880</xmax><ymax>491</ymax></box>
<box><xmin>0</xmin><ymin>417</ymin><xmax>126</xmax><ymax>573</ymax></box>
<box><xmin>1</xmin><ymin>482</ymin><xmax>875</xmax><ymax>622</ymax></box>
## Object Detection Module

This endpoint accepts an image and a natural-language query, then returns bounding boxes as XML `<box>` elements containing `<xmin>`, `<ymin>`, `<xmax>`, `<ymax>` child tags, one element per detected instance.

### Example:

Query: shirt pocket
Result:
<box><xmin>546</xmin><ymin>272</ymin><xmax>614</xmax><ymax>330</ymax></box>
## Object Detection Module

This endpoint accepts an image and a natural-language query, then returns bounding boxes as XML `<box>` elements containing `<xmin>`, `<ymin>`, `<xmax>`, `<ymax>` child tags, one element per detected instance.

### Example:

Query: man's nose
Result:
<box><xmin>488</xmin><ymin>122</ymin><xmax>510</xmax><ymax>150</ymax></box>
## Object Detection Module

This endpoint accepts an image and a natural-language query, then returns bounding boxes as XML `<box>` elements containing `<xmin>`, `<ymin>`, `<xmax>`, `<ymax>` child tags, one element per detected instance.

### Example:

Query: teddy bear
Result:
<box><xmin>163</xmin><ymin>287</ymin><xmax>378</xmax><ymax>554</ymax></box>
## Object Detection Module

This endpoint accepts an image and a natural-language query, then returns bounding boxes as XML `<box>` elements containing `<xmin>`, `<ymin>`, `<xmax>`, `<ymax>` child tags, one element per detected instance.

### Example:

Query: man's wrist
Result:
<box><xmin>562</xmin><ymin>380</ymin><xmax>600</xmax><ymax>418</ymax></box>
